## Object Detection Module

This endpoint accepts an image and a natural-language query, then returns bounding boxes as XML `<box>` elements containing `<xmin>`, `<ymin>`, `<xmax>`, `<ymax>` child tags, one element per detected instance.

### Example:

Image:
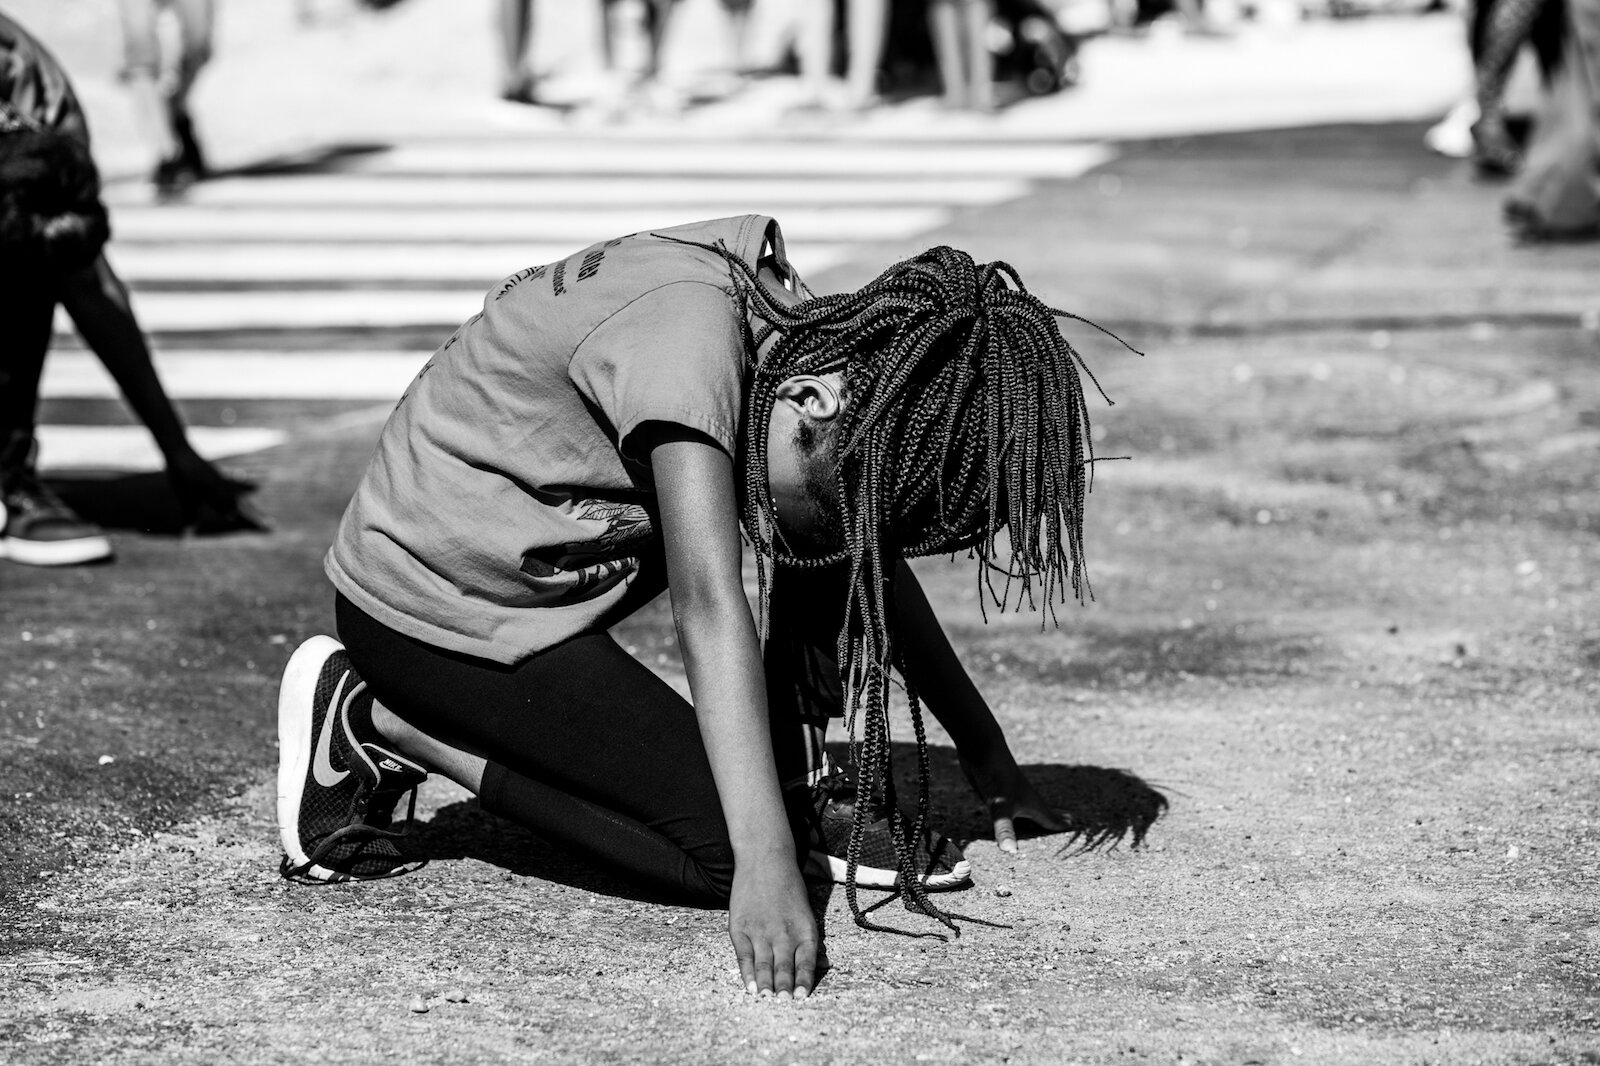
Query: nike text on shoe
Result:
<box><xmin>277</xmin><ymin>636</ymin><xmax>429</xmax><ymax>882</ymax></box>
<box><xmin>805</xmin><ymin>766</ymin><xmax>971</xmax><ymax>891</ymax></box>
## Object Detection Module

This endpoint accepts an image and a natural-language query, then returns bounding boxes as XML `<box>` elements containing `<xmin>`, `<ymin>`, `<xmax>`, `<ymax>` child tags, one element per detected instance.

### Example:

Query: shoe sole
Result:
<box><xmin>276</xmin><ymin>635</ymin><xmax>351</xmax><ymax>883</ymax></box>
<box><xmin>809</xmin><ymin>849</ymin><xmax>972</xmax><ymax>891</ymax></box>
<box><xmin>0</xmin><ymin>534</ymin><xmax>113</xmax><ymax>566</ymax></box>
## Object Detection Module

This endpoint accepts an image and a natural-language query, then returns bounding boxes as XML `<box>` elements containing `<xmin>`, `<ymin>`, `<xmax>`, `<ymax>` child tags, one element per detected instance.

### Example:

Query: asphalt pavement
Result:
<box><xmin>2</xmin><ymin>1</ymin><xmax>1598</xmax><ymax>1062</ymax></box>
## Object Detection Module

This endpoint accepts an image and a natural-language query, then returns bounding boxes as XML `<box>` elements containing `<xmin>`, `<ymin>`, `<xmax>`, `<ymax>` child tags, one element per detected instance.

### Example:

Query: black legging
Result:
<box><xmin>335</xmin><ymin>571</ymin><xmax>845</xmax><ymax>906</ymax></box>
<box><xmin>0</xmin><ymin>280</ymin><xmax>57</xmax><ymax>448</ymax></box>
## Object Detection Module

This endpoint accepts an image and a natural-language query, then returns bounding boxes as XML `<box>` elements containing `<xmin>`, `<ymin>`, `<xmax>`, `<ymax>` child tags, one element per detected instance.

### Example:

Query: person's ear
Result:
<box><xmin>775</xmin><ymin>374</ymin><xmax>843</xmax><ymax>423</ymax></box>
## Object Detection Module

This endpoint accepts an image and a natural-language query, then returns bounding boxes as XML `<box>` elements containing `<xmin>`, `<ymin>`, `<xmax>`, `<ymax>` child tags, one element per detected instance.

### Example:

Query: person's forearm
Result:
<box><xmin>676</xmin><ymin>599</ymin><xmax>797</xmax><ymax>864</ymax></box>
<box><xmin>892</xmin><ymin>560</ymin><xmax>1007</xmax><ymax>758</ymax></box>
<box><xmin>58</xmin><ymin>256</ymin><xmax>195</xmax><ymax>458</ymax></box>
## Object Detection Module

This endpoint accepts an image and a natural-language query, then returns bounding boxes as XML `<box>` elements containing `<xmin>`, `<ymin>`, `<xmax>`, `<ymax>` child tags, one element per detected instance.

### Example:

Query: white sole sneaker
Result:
<box><xmin>276</xmin><ymin>635</ymin><xmax>349</xmax><ymax>881</ymax></box>
<box><xmin>807</xmin><ymin>849</ymin><xmax>972</xmax><ymax>891</ymax></box>
<box><xmin>0</xmin><ymin>532</ymin><xmax>113</xmax><ymax>566</ymax></box>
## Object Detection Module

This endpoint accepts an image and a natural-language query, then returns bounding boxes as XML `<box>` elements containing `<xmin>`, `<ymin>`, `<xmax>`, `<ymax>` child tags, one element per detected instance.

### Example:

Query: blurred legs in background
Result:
<box><xmin>497</xmin><ymin>0</ymin><xmax>539</xmax><ymax>102</ymax></box>
<box><xmin>1472</xmin><ymin>0</ymin><xmax>1565</xmax><ymax>175</ymax></box>
<box><xmin>0</xmin><ymin>281</ymin><xmax>109</xmax><ymax>567</ymax></box>
<box><xmin>117</xmin><ymin>0</ymin><xmax>214</xmax><ymax>193</ymax></box>
<box><xmin>1505</xmin><ymin>0</ymin><xmax>1600</xmax><ymax>238</ymax></box>
<box><xmin>799</xmin><ymin>0</ymin><xmax>889</xmax><ymax>109</ymax></box>
<box><xmin>584</xmin><ymin>0</ymin><xmax>680</xmax><ymax>114</ymax></box>
<box><xmin>929</xmin><ymin>0</ymin><xmax>995</xmax><ymax>111</ymax></box>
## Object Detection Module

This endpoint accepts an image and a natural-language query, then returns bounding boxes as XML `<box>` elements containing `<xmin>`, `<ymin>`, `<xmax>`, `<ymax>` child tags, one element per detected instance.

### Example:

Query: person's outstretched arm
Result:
<box><xmin>650</xmin><ymin>429</ymin><xmax>818</xmax><ymax>999</ymax></box>
<box><xmin>56</xmin><ymin>253</ymin><xmax>260</xmax><ymax>530</ymax></box>
<box><xmin>892</xmin><ymin>560</ymin><xmax>1067</xmax><ymax>851</ymax></box>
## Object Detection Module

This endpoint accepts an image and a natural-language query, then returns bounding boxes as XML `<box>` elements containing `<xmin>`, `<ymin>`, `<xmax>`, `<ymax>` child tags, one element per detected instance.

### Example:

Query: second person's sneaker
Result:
<box><xmin>0</xmin><ymin>471</ymin><xmax>112</xmax><ymax>567</ymax></box>
<box><xmin>277</xmin><ymin>636</ymin><xmax>429</xmax><ymax>882</ymax></box>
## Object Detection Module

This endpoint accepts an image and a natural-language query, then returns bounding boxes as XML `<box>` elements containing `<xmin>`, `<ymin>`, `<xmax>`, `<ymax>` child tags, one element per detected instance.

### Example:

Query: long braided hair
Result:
<box><xmin>698</xmin><ymin>237</ymin><xmax>1113</xmax><ymax>934</ymax></box>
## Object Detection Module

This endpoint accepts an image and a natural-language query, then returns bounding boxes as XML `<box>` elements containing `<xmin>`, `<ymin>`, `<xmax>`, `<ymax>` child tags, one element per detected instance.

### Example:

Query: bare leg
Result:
<box><xmin>642</xmin><ymin>0</ymin><xmax>675</xmax><ymax>80</ymax></box>
<box><xmin>725</xmin><ymin>3</ymin><xmax>752</xmax><ymax>72</ymax></box>
<box><xmin>928</xmin><ymin>0</ymin><xmax>967</xmax><ymax>107</ymax></box>
<box><xmin>496</xmin><ymin>0</ymin><xmax>535</xmax><ymax>99</ymax></box>
<box><xmin>117</xmin><ymin>0</ymin><xmax>178</xmax><ymax>163</ymax></box>
<box><xmin>371</xmin><ymin>700</ymin><xmax>487</xmax><ymax>794</ymax></box>
<box><xmin>168</xmin><ymin>0</ymin><xmax>214</xmax><ymax>175</ymax></box>
<box><xmin>798</xmin><ymin>0</ymin><xmax>838</xmax><ymax>103</ymax></box>
<box><xmin>844</xmin><ymin>0</ymin><xmax>888</xmax><ymax>106</ymax></box>
<box><xmin>961</xmin><ymin>0</ymin><xmax>995</xmax><ymax>112</ymax></box>
<box><xmin>168</xmin><ymin>0</ymin><xmax>215</xmax><ymax>103</ymax></box>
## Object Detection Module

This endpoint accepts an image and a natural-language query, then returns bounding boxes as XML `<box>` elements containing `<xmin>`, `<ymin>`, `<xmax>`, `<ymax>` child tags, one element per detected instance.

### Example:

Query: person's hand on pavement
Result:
<box><xmin>164</xmin><ymin>449</ymin><xmax>266</xmax><ymax>533</ymax></box>
<box><xmin>727</xmin><ymin>857</ymin><xmax>818</xmax><ymax>1000</ymax></box>
<box><xmin>960</xmin><ymin>749</ymin><xmax>1067</xmax><ymax>853</ymax></box>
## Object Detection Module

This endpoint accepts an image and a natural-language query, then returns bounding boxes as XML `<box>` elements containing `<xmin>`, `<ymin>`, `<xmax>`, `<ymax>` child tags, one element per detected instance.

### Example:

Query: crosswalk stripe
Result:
<box><xmin>36</xmin><ymin>425</ymin><xmax>289</xmax><ymax>473</ymax></box>
<box><xmin>358</xmin><ymin>142</ymin><xmax>1111</xmax><ymax>178</ymax></box>
<box><xmin>48</xmin><ymin>128</ymin><xmax>1113</xmax><ymax>469</ymax></box>
<box><xmin>107</xmin><ymin>204</ymin><xmax>951</xmax><ymax>244</ymax></box>
<box><xmin>107</xmin><ymin>242</ymin><xmax>856</xmax><ymax>285</ymax></box>
<box><xmin>59</xmin><ymin>291</ymin><xmax>483</xmax><ymax>334</ymax></box>
<box><xmin>101</xmin><ymin>175</ymin><xmax>1033</xmax><ymax>209</ymax></box>
<box><xmin>41</xmin><ymin>351</ymin><xmax>431</xmax><ymax>401</ymax></box>
<box><xmin>107</xmin><ymin>242</ymin><xmax>857</xmax><ymax>286</ymax></box>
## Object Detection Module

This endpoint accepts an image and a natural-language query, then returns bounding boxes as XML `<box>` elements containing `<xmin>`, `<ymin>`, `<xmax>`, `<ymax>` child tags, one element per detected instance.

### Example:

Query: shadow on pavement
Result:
<box><xmin>48</xmin><ymin>471</ymin><xmax>265</xmax><ymax>537</ymax></box>
<box><xmin>397</xmin><ymin>745</ymin><xmax>1166</xmax><ymax>903</ymax></box>
<box><xmin>215</xmin><ymin>141</ymin><xmax>391</xmax><ymax>179</ymax></box>
<box><xmin>402</xmin><ymin>797</ymin><xmax>839</xmax><ymax>918</ymax></box>
<box><xmin>401</xmin><ymin>799</ymin><xmax>695</xmax><ymax>906</ymax></box>
<box><xmin>872</xmin><ymin>741</ymin><xmax>1169</xmax><ymax>853</ymax></box>
<box><xmin>399</xmin><ymin>740</ymin><xmax>1166</xmax><ymax>911</ymax></box>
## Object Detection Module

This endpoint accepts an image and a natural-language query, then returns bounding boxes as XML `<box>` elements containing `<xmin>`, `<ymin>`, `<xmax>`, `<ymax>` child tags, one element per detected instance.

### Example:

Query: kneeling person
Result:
<box><xmin>276</xmin><ymin>215</ymin><xmax>1099</xmax><ymax>999</ymax></box>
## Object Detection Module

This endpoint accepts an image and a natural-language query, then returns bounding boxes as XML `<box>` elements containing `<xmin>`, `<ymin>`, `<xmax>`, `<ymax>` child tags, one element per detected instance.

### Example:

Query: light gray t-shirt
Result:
<box><xmin>326</xmin><ymin>215</ymin><xmax>792</xmax><ymax>664</ymax></box>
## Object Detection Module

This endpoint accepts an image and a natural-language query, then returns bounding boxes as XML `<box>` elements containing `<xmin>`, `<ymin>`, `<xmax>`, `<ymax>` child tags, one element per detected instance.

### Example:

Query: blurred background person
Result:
<box><xmin>497</xmin><ymin>0</ymin><xmax>541</xmax><ymax>103</ymax></box>
<box><xmin>0</xmin><ymin>10</ymin><xmax>257</xmax><ymax>567</ymax></box>
<box><xmin>116</xmin><ymin>0</ymin><xmax>214</xmax><ymax>194</ymax></box>
<box><xmin>799</xmin><ymin>0</ymin><xmax>889</xmax><ymax>109</ymax></box>
<box><xmin>929</xmin><ymin>0</ymin><xmax>997</xmax><ymax>110</ymax></box>
<box><xmin>1471</xmin><ymin>0</ymin><xmax>1566</xmax><ymax>174</ymax></box>
<box><xmin>596</xmin><ymin>0</ymin><xmax>679</xmax><ymax>110</ymax></box>
<box><xmin>1505</xmin><ymin>0</ymin><xmax>1600</xmax><ymax>237</ymax></box>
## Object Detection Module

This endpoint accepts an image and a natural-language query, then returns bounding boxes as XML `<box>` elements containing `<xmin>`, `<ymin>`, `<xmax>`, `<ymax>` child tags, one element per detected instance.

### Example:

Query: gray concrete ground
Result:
<box><xmin>3</xmin><ymin>1</ymin><xmax>1599</xmax><ymax>1064</ymax></box>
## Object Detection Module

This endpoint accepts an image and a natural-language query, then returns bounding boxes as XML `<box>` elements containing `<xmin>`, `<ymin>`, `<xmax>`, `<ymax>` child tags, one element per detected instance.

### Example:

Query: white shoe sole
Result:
<box><xmin>808</xmin><ymin>849</ymin><xmax>972</xmax><ymax>891</ymax></box>
<box><xmin>0</xmin><ymin>533</ymin><xmax>112</xmax><ymax>566</ymax></box>
<box><xmin>276</xmin><ymin>635</ymin><xmax>350</xmax><ymax>882</ymax></box>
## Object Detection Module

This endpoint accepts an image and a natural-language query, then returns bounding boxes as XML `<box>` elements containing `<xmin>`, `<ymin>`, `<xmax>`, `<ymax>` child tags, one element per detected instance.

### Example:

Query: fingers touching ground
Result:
<box><xmin>994</xmin><ymin>813</ymin><xmax>1019</xmax><ymax>854</ymax></box>
<box><xmin>731</xmin><ymin>930</ymin><xmax>817</xmax><ymax>1000</ymax></box>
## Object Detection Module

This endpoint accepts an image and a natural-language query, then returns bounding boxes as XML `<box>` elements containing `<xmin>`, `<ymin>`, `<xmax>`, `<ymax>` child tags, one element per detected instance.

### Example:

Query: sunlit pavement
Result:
<box><xmin>7</xmin><ymin>5</ymin><xmax>1600</xmax><ymax>1060</ymax></box>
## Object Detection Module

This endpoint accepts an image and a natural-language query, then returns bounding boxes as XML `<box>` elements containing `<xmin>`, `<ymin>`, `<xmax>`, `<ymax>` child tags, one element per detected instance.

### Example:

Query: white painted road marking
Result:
<box><xmin>42</xmin><ymin>351</ymin><xmax>432</xmax><ymax>401</ymax></box>
<box><xmin>48</xmin><ymin>129</ymin><xmax>1114</xmax><ymax>468</ymax></box>
<box><xmin>104</xmin><ymin>242</ymin><xmax>855</xmax><ymax>284</ymax></box>
<box><xmin>359</xmin><ymin>141</ymin><xmax>1112</xmax><ymax>179</ymax></box>
<box><xmin>108</xmin><ymin>204</ymin><xmax>952</xmax><ymax>244</ymax></box>
<box><xmin>37</xmin><ymin>425</ymin><xmax>289</xmax><ymax>473</ymax></box>
<box><xmin>101</xmin><ymin>175</ymin><xmax>1034</xmax><ymax>209</ymax></box>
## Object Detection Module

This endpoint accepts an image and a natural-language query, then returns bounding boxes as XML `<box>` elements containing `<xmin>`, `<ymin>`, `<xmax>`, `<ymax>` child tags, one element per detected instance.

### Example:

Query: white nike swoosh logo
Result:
<box><xmin>312</xmin><ymin>672</ymin><xmax>351</xmax><ymax>787</ymax></box>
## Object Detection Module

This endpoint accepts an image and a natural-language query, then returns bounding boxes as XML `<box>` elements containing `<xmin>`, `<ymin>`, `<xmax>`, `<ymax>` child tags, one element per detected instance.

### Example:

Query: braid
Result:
<box><xmin>670</xmin><ymin>235</ymin><xmax>1125</xmax><ymax>936</ymax></box>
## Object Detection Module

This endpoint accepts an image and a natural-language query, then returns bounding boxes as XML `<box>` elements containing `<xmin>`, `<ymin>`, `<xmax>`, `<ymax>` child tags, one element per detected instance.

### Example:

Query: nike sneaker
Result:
<box><xmin>277</xmin><ymin>636</ymin><xmax>428</xmax><ymax>882</ymax></box>
<box><xmin>805</xmin><ymin>762</ymin><xmax>971</xmax><ymax>891</ymax></box>
<box><xmin>0</xmin><ymin>434</ymin><xmax>112</xmax><ymax>567</ymax></box>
